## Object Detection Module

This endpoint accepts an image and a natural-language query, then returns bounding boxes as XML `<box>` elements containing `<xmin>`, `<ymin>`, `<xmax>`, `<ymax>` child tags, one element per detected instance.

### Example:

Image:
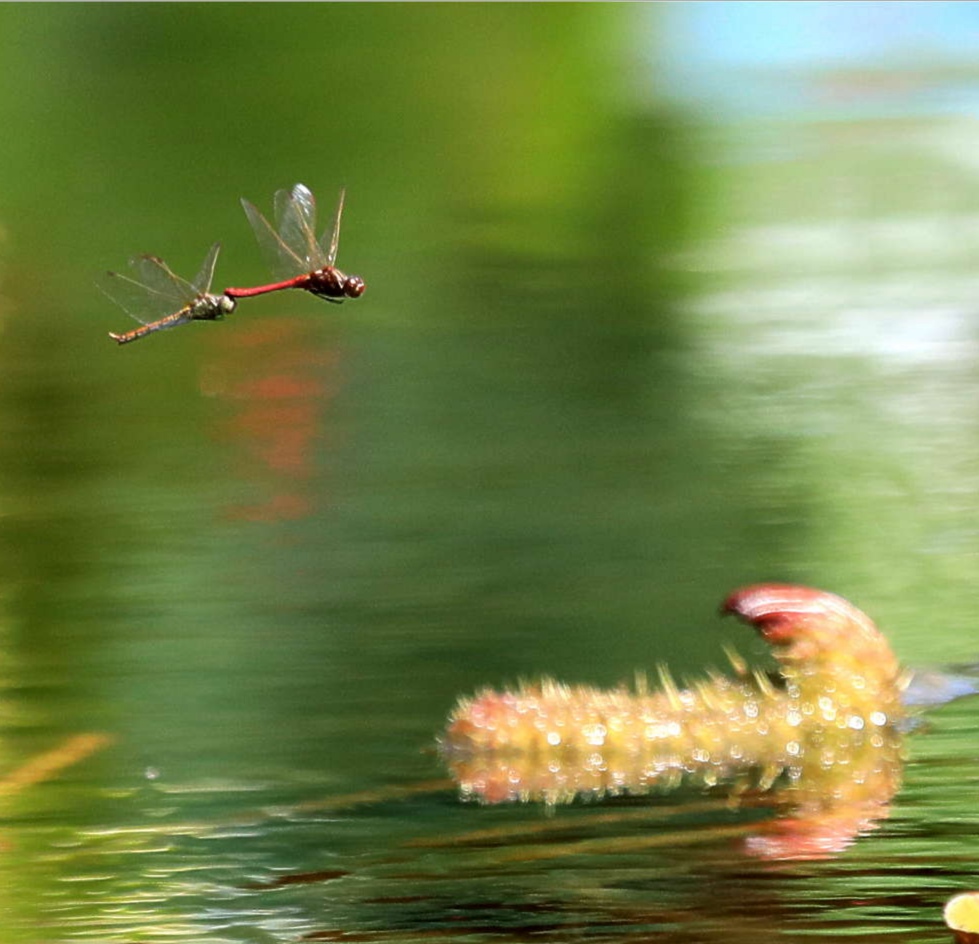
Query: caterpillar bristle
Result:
<box><xmin>657</xmin><ymin>664</ymin><xmax>683</xmax><ymax>711</ymax></box>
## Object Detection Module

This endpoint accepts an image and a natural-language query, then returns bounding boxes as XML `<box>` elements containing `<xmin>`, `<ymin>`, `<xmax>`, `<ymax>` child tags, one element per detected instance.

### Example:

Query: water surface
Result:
<box><xmin>2</xmin><ymin>5</ymin><xmax>979</xmax><ymax>942</ymax></box>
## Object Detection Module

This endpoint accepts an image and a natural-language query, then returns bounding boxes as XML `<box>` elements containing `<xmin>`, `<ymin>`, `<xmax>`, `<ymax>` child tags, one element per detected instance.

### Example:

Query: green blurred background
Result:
<box><xmin>2</xmin><ymin>3</ymin><xmax>979</xmax><ymax>941</ymax></box>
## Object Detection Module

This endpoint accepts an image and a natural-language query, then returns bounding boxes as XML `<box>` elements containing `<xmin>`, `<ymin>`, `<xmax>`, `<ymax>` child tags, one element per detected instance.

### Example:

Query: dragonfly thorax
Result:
<box><xmin>193</xmin><ymin>292</ymin><xmax>236</xmax><ymax>320</ymax></box>
<box><xmin>306</xmin><ymin>267</ymin><xmax>366</xmax><ymax>301</ymax></box>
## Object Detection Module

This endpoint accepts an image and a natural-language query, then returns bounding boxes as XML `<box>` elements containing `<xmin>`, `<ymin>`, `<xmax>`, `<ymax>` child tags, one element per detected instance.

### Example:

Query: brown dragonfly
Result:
<box><xmin>101</xmin><ymin>243</ymin><xmax>236</xmax><ymax>345</ymax></box>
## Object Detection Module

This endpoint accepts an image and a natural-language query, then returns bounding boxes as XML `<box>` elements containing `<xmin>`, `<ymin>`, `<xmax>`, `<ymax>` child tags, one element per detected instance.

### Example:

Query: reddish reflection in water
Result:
<box><xmin>200</xmin><ymin>317</ymin><xmax>343</xmax><ymax>522</ymax></box>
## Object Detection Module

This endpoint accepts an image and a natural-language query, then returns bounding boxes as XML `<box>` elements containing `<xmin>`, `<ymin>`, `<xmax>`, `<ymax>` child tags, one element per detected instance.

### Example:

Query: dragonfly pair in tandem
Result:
<box><xmin>101</xmin><ymin>184</ymin><xmax>365</xmax><ymax>345</ymax></box>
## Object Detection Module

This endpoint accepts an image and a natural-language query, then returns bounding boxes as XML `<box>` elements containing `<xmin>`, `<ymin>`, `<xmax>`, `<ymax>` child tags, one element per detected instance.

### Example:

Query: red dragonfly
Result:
<box><xmin>101</xmin><ymin>243</ymin><xmax>236</xmax><ymax>345</ymax></box>
<box><xmin>224</xmin><ymin>184</ymin><xmax>365</xmax><ymax>303</ymax></box>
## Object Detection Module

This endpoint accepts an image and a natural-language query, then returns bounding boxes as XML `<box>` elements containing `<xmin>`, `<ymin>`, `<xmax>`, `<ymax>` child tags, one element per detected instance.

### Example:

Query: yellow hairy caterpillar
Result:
<box><xmin>440</xmin><ymin>584</ymin><xmax>905</xmax><ymax>859</ymax></box>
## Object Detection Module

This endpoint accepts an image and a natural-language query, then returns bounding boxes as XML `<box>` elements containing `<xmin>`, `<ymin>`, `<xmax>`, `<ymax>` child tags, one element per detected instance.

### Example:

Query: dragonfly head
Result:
<box><xmin>342</xmin><ymin>274</ymin><xmax>366</xmax><ymax>299</ymax></box>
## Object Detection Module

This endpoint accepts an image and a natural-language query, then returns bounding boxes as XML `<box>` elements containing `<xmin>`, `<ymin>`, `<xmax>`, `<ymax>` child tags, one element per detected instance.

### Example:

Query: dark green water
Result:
<box><xmin>2</xmin><ymin>5</ymin><xmax>979</xmax><ymax>941</ymax></box>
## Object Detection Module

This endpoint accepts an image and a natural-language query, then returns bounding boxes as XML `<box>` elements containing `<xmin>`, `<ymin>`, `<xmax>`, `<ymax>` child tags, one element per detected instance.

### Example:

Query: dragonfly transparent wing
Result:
<box><xmin>97</xmin><ymin>255</ymin><xmax>196</xmax><ymax>326</ymax></box>
<box><xmin>321</xmin><ymin>188</ymin><xmax>346</xmax><ymax>268</ymax></box>
<box><xmin>275</xmin><ymin>183</ymin><xmax>327</xmax><ymax>272</ymax></box>
<box><xmin>242</xmin><ymin>194</ymin><xmax>310</xmax><ymax>280</ymax></box>
<box><xmin>129</xmin><ymin>254</ymin><xmax>198</xmax><ymax>305</ymax></box>
<box><xmin>191</xmin><ymin>242</ymin><xmax>222</xmax><ymax>295</ymax></box>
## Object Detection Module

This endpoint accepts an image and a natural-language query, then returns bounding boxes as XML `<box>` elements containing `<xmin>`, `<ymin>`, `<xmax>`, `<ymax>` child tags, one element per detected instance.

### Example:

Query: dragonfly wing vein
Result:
<box><xmin>192</xmin><ymin>243</ymin><xmax>222</xmax><ymax>295</ymax></box>
<box><xmin>323</xmin><ymin>188</ymin><xmax>346</xmax><ymax>268</ymax></box>
<box><xmin>243</xmin><ymin>197</ymin><xmax>308</xmax><ymax>280</ymax></box>
<box><xmin>277</xmin><ymin>183</ymin><xmax>326</xmax><ymax>272</ymax></box>
<box><xmin>97</xmin><ymin>269</ymin><xmax>186</xmax><ymax>325</ymax></box>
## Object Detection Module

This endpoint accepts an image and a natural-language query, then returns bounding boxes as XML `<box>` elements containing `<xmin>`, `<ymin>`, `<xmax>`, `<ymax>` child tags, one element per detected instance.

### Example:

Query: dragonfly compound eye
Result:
<box><xmin>344</xmin><ymin>275</ymin><xmax>366</xmax><ymax>298</ymax></box>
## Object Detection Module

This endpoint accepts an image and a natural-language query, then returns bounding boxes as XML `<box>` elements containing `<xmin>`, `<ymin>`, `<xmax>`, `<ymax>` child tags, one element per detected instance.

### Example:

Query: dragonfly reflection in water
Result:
<box><xmin>224</xmin><ymin>184</ymin><xmax>365</xmax><ymax>303</ymax></box>
<box><xmin>100</xmin><ymin>243</ymin><xmax>236</xmax><ymax>345</ymax></box>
